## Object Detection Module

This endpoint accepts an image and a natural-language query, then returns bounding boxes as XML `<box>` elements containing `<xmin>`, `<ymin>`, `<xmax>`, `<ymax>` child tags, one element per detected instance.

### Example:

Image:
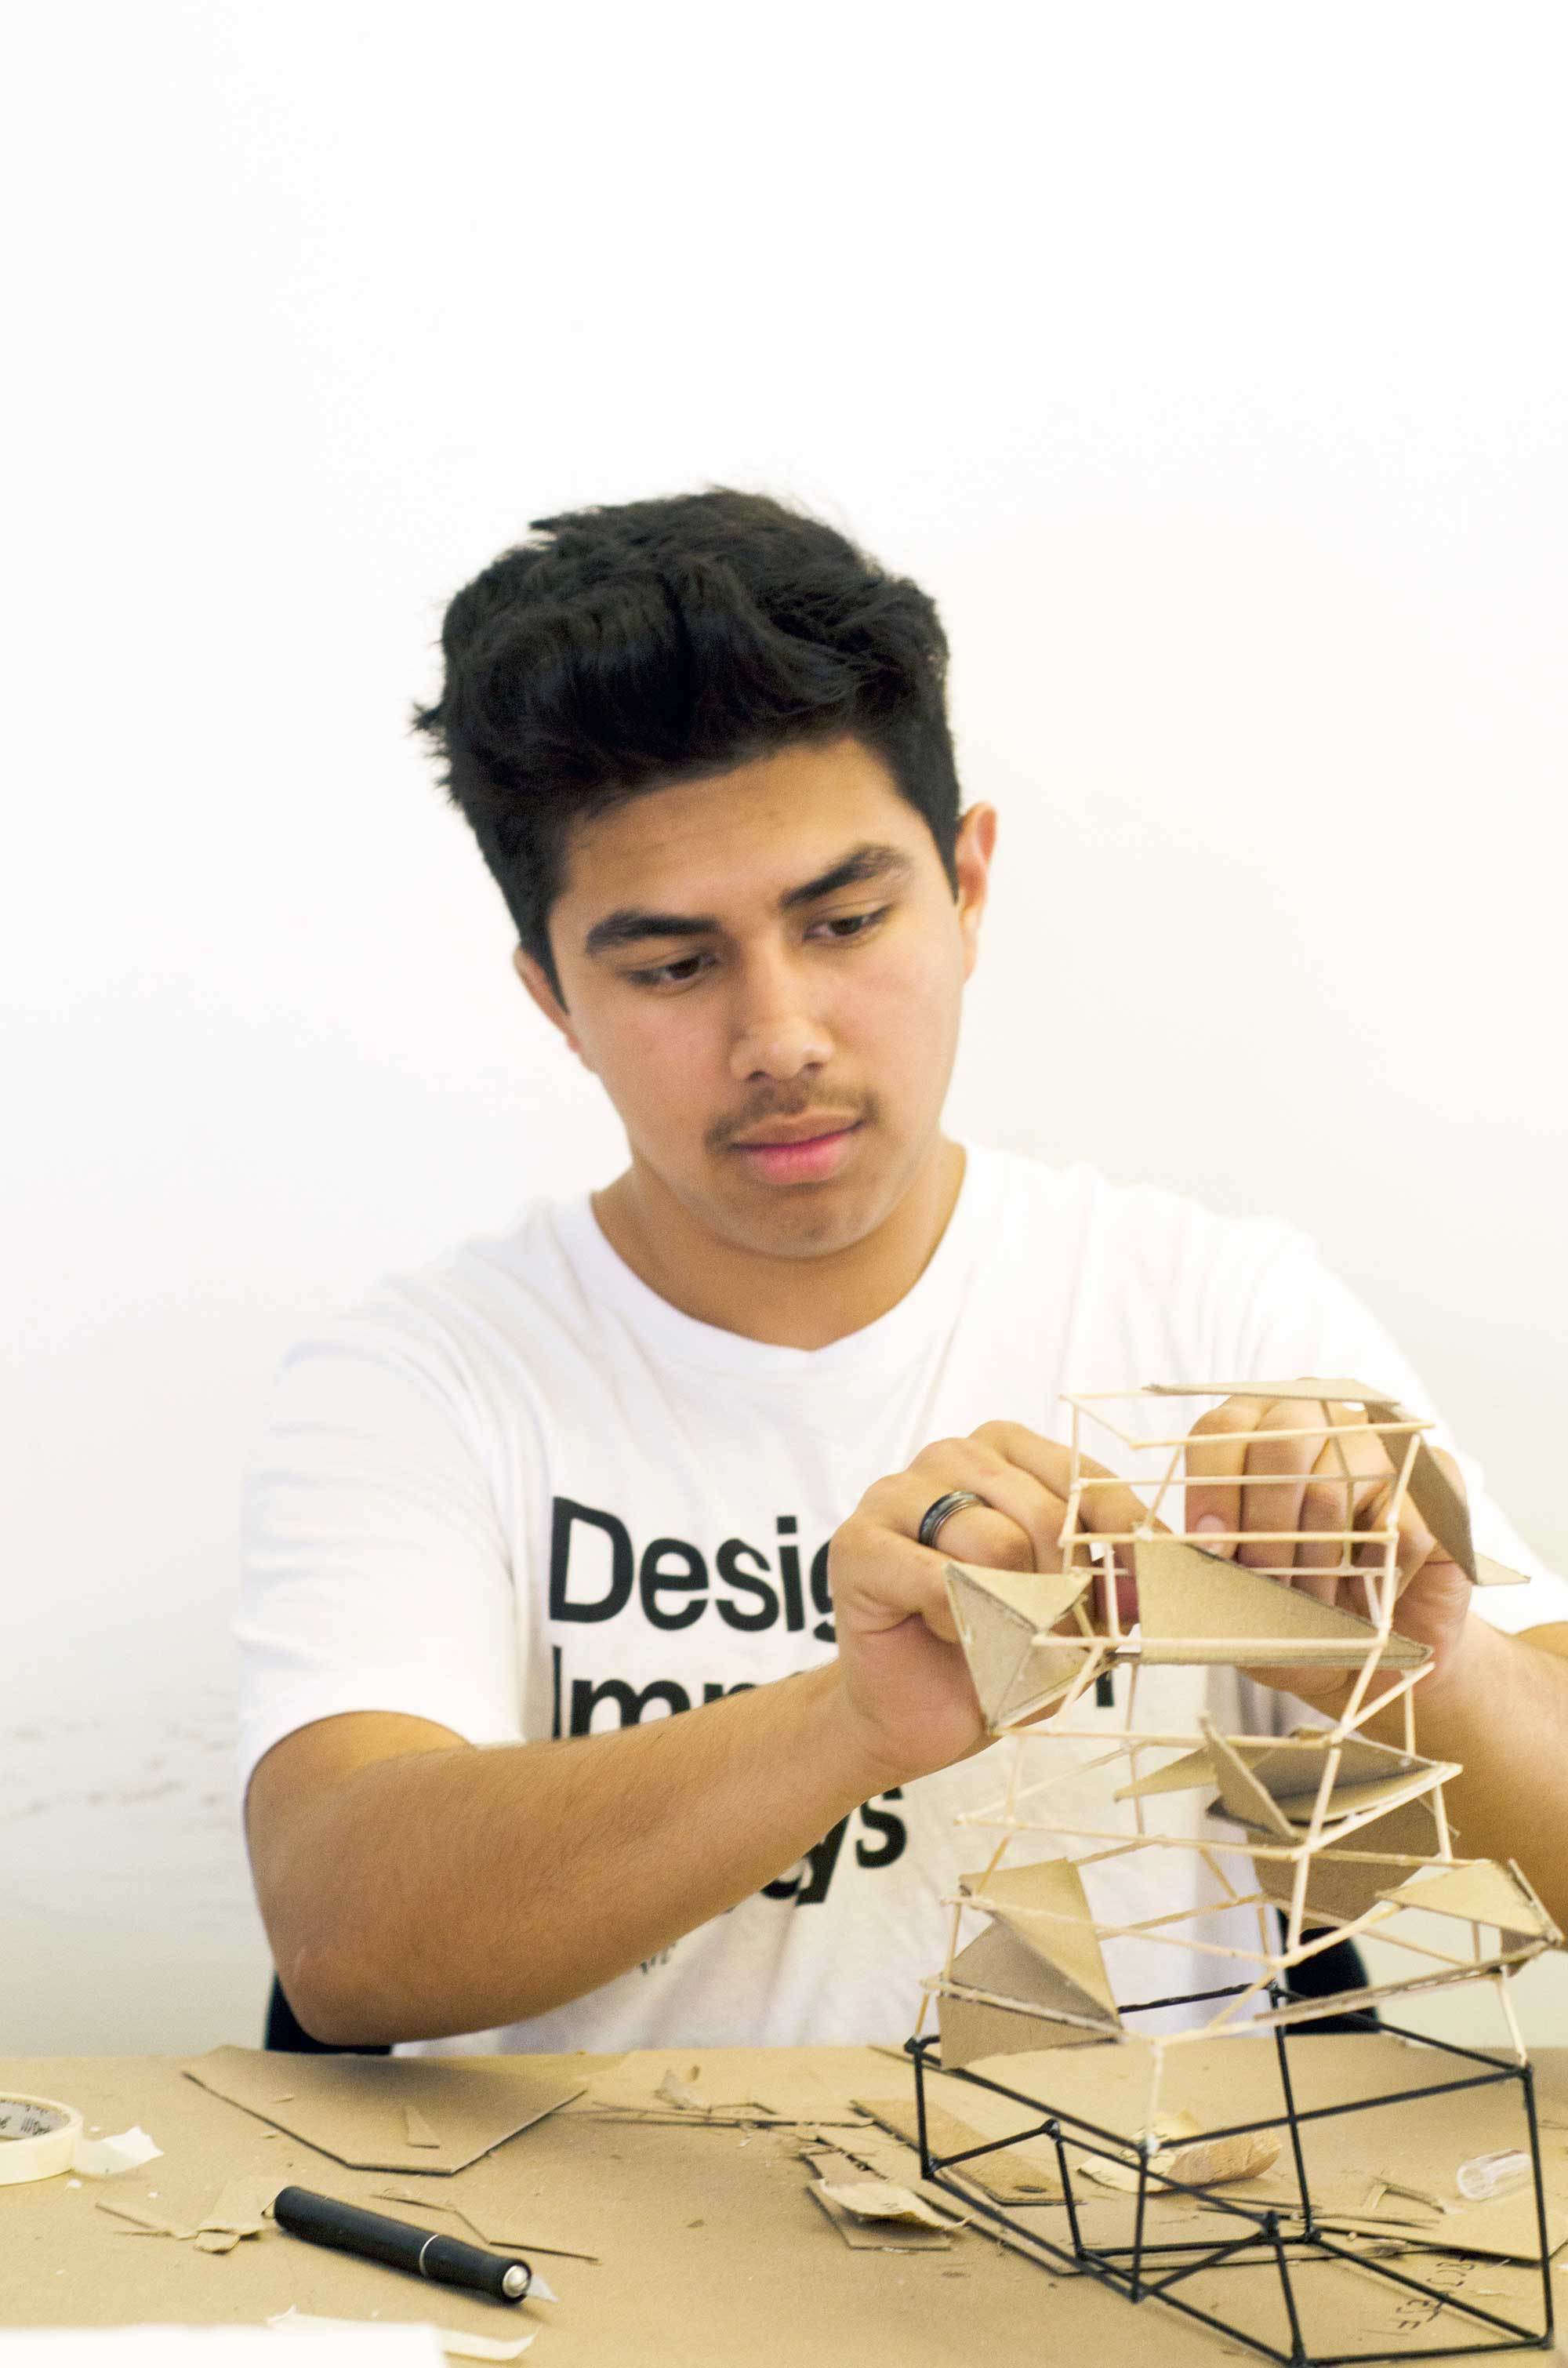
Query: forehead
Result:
<box><xmin>555</xmin><ymin>738</ymin><xmax>937</xmax><ymax>922</ymax></box>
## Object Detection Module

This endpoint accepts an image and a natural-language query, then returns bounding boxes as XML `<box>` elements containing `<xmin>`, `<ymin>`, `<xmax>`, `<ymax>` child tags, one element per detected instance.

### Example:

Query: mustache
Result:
<box><xmin>706</xmin><ymin>1090</ymin><xmax>874</xmax><ymax>1154</ymax></box>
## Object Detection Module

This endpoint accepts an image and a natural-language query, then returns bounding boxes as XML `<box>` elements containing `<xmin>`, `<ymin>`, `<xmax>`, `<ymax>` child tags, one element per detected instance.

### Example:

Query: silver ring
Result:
<box><xmin>917</xmin><ymin>1489</ymin><xmax>989</xmax><ymax>1550</ymax></box>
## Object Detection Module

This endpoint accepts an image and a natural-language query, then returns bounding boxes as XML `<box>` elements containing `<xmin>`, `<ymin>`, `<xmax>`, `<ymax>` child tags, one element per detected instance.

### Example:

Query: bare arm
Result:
<box><xmin>1356</xmin><ymin>1619</ymin><xmax>1568</xmax><ymax>1928</ymax></box>
<box><xmin>247</xmin><ymin>1671</ymin><xmax>891</xmax><ymax>2044</ymax></box>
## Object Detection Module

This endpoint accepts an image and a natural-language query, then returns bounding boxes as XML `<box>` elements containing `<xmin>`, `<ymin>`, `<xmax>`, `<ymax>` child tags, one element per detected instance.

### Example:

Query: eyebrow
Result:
<box><xmin>582</xmin><ymin>842</ymin><xmax>916</xmax><ymax>959</ymax></box>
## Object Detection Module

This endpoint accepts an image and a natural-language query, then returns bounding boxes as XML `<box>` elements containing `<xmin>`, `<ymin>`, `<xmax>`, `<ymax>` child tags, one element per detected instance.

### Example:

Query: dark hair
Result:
<box><xmin>412</xmin><ymin>488</ymin><xmax>961</xmax><ymax>993</ymax></box>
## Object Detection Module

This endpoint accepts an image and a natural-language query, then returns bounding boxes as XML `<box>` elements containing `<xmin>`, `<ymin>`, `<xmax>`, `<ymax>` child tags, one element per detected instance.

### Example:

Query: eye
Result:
<box><xmin>811</xmin><ymin>905</ymin><xmax>891</xmax><ymax>942</ymax></box>
<box><xmin>624</xmin><ymin>950</ymin><xmax>715</xmax><ymax>990</ymax></box>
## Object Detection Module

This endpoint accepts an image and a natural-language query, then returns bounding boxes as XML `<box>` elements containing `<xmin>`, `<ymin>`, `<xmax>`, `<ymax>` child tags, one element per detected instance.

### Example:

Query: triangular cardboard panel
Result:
<box><xmin>1252</xmin><ymin>1734</ymin><xmax>1422</xmax><ymax>1800</ymax></box>
<box><xmin>1114</xmin><ymin>1745</ymin><xmax>1220</xmax><ymax>1802</ymax></box>
<box><xmin>1473</xmin><ymin>1552</ymin><xmax>1530</xmax><ymax>1588</ymax></box>
<box><xmin>990</xmin><ymin>1636</ymin><xmax>1098</xmax><ymax>1725</ymax></box>
<box><xmin>1252</xmin><ymin>1797</ymin><xmax>1442</xmax><ymax>1923</ymax></box>
<box><xmin>960</xmin><ymin>1859</ymin><xmax>1120</xmax><ymax>2021</ymax></box>
<box><xmin>1243</xmin><ymin>1736</ymin><xmax>1442</xmax><ymax>1827</ymax></box>
<box><xmin>946</xmin><ymin>1574</ymin><xmax>1033</xmax><ymax>1715</ymax></box>
<box><xmin>1362</xmin><ymin>1396</ymin><xmax>1479</xmax><ymax>1585</ymax></box>
<box><xmin>1376</xmin><ymin>1858</ymin><xmax>1559</xmax><ymax>1941</ymax></box>
<box><xmin>945</xmin><ymin>1563</ymin><xmax>1090</xmax><ymax>1727</ymax></box>
<box><xmin>1204</xmin><ymin>1720</ymin><xmax>1296</xmax><ymax>1840</ymax></box>
<box><xmin>939</xmin><ymin>1922</ymin><xmax>1116</xmax><ymax>2066</ymax></box>
<box><xmin>1135</xmin><ymin>1535</ymin><xmax>1428</xmax><ymax>1666</ymax></box>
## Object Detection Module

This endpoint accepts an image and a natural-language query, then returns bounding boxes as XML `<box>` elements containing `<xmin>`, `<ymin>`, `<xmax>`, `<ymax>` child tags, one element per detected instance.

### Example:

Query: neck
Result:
<box><xmin>592</xmin><ymin>1136</ymin><xmax>967</xmax><ymax>1350</ymax></box>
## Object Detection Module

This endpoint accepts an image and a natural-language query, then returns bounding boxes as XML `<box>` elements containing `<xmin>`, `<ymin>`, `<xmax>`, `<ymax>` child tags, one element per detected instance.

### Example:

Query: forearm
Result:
<box><xmin>1353</xmin><ymin>1621</ymin><xmax>1568</xmax><ymax>1930</ymax></box>
<box><xmin>270</xmin><ymin>1667</ymin><xmax>889</xmax><ymax>2044</ymax></box>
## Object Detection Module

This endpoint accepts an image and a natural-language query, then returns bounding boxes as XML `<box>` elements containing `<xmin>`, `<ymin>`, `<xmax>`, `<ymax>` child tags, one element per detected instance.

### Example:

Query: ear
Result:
<box><xmin>952</xmin><ymin>804</ymin><xmax>997</xmax><ymax>979</ymax></box>
<box><xmin>512</xmin><ymin>946</ymin><xmax>594</xmax><ymax>1070</ymax></box>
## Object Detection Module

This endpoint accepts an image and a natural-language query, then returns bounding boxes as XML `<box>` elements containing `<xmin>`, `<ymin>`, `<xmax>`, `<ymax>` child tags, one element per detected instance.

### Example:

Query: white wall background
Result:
<box><xmin>5</xmin><ymin>1</ymin><xmax>1566</xmax><ymax>2055</ymax></box>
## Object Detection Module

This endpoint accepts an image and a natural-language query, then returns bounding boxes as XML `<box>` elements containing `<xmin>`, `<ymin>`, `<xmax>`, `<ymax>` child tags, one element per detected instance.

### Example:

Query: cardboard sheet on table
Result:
<box><xmin>576</xmin><ymin>2046</ymin><xmax>895</xmax><ymax>2124</ymax></box>
<box><xmin>180</xmin><ymin>2047</ymin><xmax>586</xmax><ymax>2172</ymax></box>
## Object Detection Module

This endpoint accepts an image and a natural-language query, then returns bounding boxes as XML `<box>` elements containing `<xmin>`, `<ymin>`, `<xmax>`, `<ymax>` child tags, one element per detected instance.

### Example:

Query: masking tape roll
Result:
<box><xmin>0</xmin><ymin>2094</ymin><xmax>84</xmax><ymax>2185</ymax></box>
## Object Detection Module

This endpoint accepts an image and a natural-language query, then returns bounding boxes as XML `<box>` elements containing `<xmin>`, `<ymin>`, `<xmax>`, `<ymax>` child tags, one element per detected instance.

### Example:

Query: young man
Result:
<box><xmin>240</xmin><ymin>490</ymin><xmax>1568</xmax><ymax>2055</ymax></box>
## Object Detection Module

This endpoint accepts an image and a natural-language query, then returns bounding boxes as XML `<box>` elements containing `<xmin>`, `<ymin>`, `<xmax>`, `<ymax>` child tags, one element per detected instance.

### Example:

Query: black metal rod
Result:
<box><xmin>1266</xmin><ymin>2210</ymin><xmax>1308</xmax><ymax>2368</ymax></box>
<box><xmin>1272</xmin><ymin>1998</ymin><xmax>1318</xmax><ymax>2240</ymax></box>
<box><xmin>1519</xmin><ymin>2060</ymin><xmax>1556</xmax><ymax>2353</ymax></box>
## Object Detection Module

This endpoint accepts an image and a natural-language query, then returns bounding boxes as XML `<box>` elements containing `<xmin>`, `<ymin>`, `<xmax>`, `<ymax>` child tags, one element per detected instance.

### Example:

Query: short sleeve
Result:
<box><xmin>1229</xmin><ymin>1228</ymin><xmax>1568</xmax><ymax>1636</ymax></box>
<box><xmin>236</xmin><ymin>1309</ymin><xmax>524</xmax><ymax>1800</ymax></box>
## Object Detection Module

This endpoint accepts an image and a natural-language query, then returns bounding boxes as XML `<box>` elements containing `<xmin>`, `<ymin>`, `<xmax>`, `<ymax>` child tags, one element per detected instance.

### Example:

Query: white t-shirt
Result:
<box><xmin>238</xmin><ymin>1146</ymin><xmax>1566</xmax><ymax>2054</ymax></box>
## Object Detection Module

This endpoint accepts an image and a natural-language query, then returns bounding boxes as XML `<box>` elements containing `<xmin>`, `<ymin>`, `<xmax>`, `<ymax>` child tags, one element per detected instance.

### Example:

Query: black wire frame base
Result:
<box><xmin>906</xmin><ymin>2003</ymin><xmax>1555</xmax><ymax>2366</ymax></box>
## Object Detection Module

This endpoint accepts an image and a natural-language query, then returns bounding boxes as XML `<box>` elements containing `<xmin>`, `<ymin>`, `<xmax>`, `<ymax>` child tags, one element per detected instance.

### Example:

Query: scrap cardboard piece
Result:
<box><xmin>1136</xmin><ymin>1535</ymin><xmax>1428</xmax><ymax>1667</ymax></box>
<box><xmin>960</xmin><ymin>1858</ymin><xmax>1121</xmax><ymax>2024</ymax></box>
<box><xmin>1076</xmin><ymin>2112</ymin><xmax>1279</xmax><ymax>2195</ymax></box>
<box><xmin>806</xmin><ymin>2181</ymin><xmax>954</xmax><ymax>2252</ymax></box>
<box><xmin>853</xmin><ymin>2095</ymin><xmax>1063</xmax><ymax>2203</ymax></box>
<box><xmin>944</xmin><ymin>1560</ymin><xmax>1091</xmax><ymax>1727</ymax></box>
<box><xmin>404</xmin><ymin>2106</ymin><xmax>442</xmax><ymax>2149</ymax></box>
<box><xmin>579</xmin><ymin>2046</ymin><xmax>893</xmax><ymax>2124</ymax></box>
<box><xmin>180</xmin><ymin>2048</ymin><xmax>585</xmax><ymax>2174</ymax></box>
<box><xmin>1377</xmin><ymin>1858</ymin><xmax>1560</xmax><ymax>1941</ymax></box>
<box><xmin>818</xmin><ymin>2177</ymin><xmax>959</xmax><ymax>2228</ymax></box>
<box><xmin>370</xmin><ymin>2187</ymin><xmax>600</xmax><ymax>2262</ymax></box>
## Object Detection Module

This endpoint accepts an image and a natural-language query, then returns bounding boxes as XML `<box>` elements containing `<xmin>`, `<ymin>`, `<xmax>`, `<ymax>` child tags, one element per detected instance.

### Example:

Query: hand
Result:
<box><xmin>1182</xmin><ymin>1394</ymin><xmax>1476</xmax><ymax>1708</ymax></box>
<box><xmin>826</xmin><ymin>1421</ymin><xmax>1145</xmax><ymax>1789</ymax></box>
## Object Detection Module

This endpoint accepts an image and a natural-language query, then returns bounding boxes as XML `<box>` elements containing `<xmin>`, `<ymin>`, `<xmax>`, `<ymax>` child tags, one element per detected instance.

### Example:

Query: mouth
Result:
<box><xmin>726</xmin><ymin>1120</ymin><xmax>863</xmax><ymax>1186</ymax></box>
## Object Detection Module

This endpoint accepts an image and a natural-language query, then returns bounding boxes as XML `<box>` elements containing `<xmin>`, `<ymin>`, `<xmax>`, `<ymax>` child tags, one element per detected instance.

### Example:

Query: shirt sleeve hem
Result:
<box><xmin>237</xmin><ymin>1683</ymin><xmax>523</xmax><ymax>1808</ymax></box>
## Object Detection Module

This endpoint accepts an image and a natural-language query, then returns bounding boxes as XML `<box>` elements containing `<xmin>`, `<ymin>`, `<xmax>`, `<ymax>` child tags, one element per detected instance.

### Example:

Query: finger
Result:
<box><xmin>871</xmin><ymin>1442</ymin><xmax>1061</xmax><ymax>1573</ymax></box>
<box><xmin>829</xmin><ymin>1511</ymin><xmax>967</xmax><ymax>1645</ymax></box>
<box><xmin>1295</xmin><ymin>1404</ymin><xmax>1394</xmax><ymax>1584</ymax></box>
<box><xmin>1184</xmin><ymin>1397</ymin><xmax>1271</xmax><ymax>1556</ymax></box>
<box><xmin>1352</xmin><ymin>1462</ymin><xmax>1443</xmax><ymax>1597</ymax></box>
<box><xmin>967</xmin><ymin>1420</ymin><xmax>1157</xmax><ymax>1549</ymax></box>
<box><xmin>1238</xmin><ymin>1398</ymin><xmax>1361</xmax><ymax>1574</ymax></box>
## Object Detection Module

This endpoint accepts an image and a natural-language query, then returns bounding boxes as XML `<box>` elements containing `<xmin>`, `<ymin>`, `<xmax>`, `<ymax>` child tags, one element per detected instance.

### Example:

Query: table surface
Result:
<box><xmin>4</xmin><ymin>2046</ymin><xmax>1566</xmax><ymax>2366</ymax></box>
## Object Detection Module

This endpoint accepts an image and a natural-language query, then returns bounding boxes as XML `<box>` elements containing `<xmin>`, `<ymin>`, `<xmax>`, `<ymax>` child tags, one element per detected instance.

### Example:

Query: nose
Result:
<box><xmin>728</xmin><ymin>953</ymin><xmax>834</xmax><ymax>1083</ymax></box>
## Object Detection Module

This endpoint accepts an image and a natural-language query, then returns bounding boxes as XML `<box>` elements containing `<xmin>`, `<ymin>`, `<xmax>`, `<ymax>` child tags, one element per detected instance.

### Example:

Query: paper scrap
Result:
<box><xmin>807</xmin><ymin>2183</ymin><xmax>953</xmax><ymax>2251</ymax></box>
<box><xmin>74</xmin><ymin>2126</ymin><xmax>162</xmax><ymax>2177</ymax></box>
<box><xmin>268</xmin><ymin>2312</ymin><xmax>535</xmax><ymax>2360</ymax></box>
<box><xmin>405</xmin><ymin>2106</ymin><xmax>442</xmax><ymax>2149</ymax></box>
<box><xmin>818</xmin><ymin>2178</ymin><xmax>961</xmax><ymax>2229</ymax></box>
<box><xmin>655</xmin><ymin>2067</ymin><xmax>708</xmax><ymax>2112</ymax></box>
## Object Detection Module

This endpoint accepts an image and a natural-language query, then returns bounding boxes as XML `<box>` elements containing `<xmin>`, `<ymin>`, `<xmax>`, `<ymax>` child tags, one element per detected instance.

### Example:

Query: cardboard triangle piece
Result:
<box><xmin>992</xmin><ymin>1634</ymin><xmax>1097</xmax><ymax>1725</ymax></box>
<box><xmin>180</xmin><ymin>2046</ymin><xmax>586</xmax><ymax>2174</ymax></box>
<box><xmin>1375</xmin><ymin>1858</ymin><xmax>1559</xmax><ymax>1941</ymax></box>
<box><xmin>1114</xmin><ymin>1745</ymin><xmax>1220</xmax><ymax>1803</ymax></box>
<box><xmin>945</xmin><ymin>1561</ymin><xmax>1091</xmax><ymax>1727</ymax></box>
<box><xmin>960</xmin><ymin>1858</ymin><xmax>1120</xmax><ymax>2021</ymax></box>
<box><xmin>1362</xmin><ymin>1397</ymin><xmax>1479</xmax><ymax>1585</ymax></box>
<box><xmin>1244</xmin><ymin>1735</ymin><xmax>1441</xmax><ymax>1827</ymax></box>
<box><xmin>1135</xmin><ymin>1534</ymin><xmax>1428</xmax><ymax>1666</ymax></box>
<box><xmin>1472</xmin><ymin>1553</ymin><xmax>1528</xmax><ymax>1588</ymax></box>
<box><xmin>940</xmin><ymin>1921</ymin><xmax>1118</xmax><ymax>2066</ymax></box>
<box><xmin>1254</xmin><ymin>1797</ymin><xmax>1441</xmax><ymax>1923</ymax></box>
<box><xmin>1203</xmin><ymin>1720</ymin><xmax>1296</xmax><ymax>1840</ymax></box>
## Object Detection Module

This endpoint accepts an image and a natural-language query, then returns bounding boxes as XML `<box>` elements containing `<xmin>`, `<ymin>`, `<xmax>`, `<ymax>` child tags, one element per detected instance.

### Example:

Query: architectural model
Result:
<box><xmin>909</xmin><ymin>1379</ymin><xmax>1563</xmax><ymax>2365</ymax></box>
